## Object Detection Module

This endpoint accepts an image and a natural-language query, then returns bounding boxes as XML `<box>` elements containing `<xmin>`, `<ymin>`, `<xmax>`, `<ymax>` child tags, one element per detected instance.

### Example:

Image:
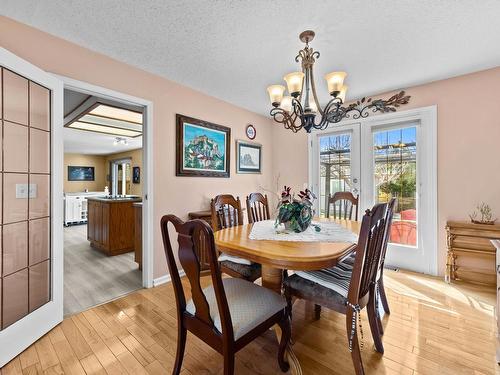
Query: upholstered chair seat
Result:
<box><xmin>219</xmin><ymin>261</ymin><xmax>262</xmax><ymax>282</ymax></box>
<box><xmin>284</xmin><ymin>253</ymin><xmax>356</xmax><ymax>306</ymax></box>
<box><xmin>186</xmin><ymin>278</ymin><xmax>286</xmax><ymax>340</ymax></box>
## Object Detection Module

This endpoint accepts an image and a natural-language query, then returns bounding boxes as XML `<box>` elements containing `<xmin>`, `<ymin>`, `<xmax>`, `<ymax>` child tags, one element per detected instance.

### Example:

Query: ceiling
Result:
<box><xmin>2</xmin><ymin>1</ymin><xmax>500</xmax><ymax>116</ymax></box>
<box><xmin>63</xmin><ymin>89</ymin><xmax>142</xmax><ymax>155</ymax></box>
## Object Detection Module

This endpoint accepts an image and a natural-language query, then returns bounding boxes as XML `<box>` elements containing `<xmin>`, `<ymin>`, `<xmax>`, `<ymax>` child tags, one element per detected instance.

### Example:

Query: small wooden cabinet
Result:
<box><xmin>87</xmin><ymin>198</ymin><xmax>141</xmax><ymax>256</ymax></box>
<box><xmin>446</xmin><ymin>221</ymin><xmax>500</xmax><ymax>285</ymax></box>
<box><xmin>188</xmin><ymin>210</ymin><xmax>212</xmax><ymax>273</ymax></box>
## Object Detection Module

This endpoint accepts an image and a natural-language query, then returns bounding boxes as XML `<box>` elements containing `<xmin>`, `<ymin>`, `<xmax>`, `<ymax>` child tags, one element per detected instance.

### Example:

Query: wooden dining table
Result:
<box><xmin>214</xmin><ymin>218</ymin><xmax>360</xmax><ymax>375</ymax></box>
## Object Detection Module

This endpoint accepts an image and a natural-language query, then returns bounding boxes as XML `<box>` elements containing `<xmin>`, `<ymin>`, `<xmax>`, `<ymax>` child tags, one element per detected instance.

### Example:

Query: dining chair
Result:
<box><xmin>246</xmin><ymin>192</ymin><xmax>271</xmax><ymax>223</ymax></box>
<box><xmin>161</xmin><ymin>215</ymin><xmax>291</xmax><ymax>375</ymax></box>
<box><xmin>340</xmin><ymin>198</ymin><xmax>396</xmax><ymax>336</ymax></box>
<box><xmin>284</xmin><ymin>202</ymin><xmax>389</xmax><ymax>375</ymax></box>
<box><xmin>326</xmin><ymin>191</ymin><xmax>359</xmax><ymax>221</ymax></box>
<box><xmin>210</xmin><ymin>194</ymin><xmax>262</xmax><ymax>282</ymax></box>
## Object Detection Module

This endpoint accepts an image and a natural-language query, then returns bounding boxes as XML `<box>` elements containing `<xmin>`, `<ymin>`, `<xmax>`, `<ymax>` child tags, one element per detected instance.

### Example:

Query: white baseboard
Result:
<box><xmin>153</xmin><ymin>270</ymin><xmax>185</xmax><ymax>287</ymax></box>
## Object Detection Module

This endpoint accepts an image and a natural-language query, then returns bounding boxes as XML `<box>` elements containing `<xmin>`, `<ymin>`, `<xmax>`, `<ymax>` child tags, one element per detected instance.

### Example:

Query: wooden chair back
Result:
<box><xmin>347</xmin><ymin>202</ymin><xmax>388</xmax><ymax>306</ymax></box>
<box><xmin>246</xmin><ymin>193</ymin><xmax>271</xmax><ymax>223</ymax></box>
<box><xmin>210</xmin><ymin>194</ymin><xmax>244</xmax><ymax>231</ymax></box>
<box><xmin>326</xmin><ymin>191</ymin><xmax>359</xmax><ymax>220</ymax></box>
<box><xmin>160</xmin><ymin>215</ymin><xmax>234</xmax><ymax>341</ymax></box>
<box><xmin>377</xmin><ymin>198</ymin><xmax>397</xmax><ymax>277</ymax></box>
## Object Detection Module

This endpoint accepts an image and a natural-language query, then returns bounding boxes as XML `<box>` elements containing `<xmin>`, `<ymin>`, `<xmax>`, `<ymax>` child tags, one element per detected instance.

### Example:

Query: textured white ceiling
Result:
<box><xmin>2</xmin><ymin>1</ymin><xmax>500</xmax><ymax>115</ymax></box>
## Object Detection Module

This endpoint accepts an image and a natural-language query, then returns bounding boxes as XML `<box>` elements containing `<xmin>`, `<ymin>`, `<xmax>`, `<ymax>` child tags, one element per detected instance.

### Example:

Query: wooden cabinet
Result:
<box><xmin>87</xmin><ymin>198</ymin><xmax>140</xmax><ymax>256</ymax></box>
<box><xmin>188</xmin><ymin>210</ymin><xmax>212</xmax><ymax>273</ymax></box>
<box><xmin>492</xmin><ymin>240</ymin><xmax>500</xmax><ymax>363</ymax></box>
<box><xmin>446</xmin><ymin>221</ymin><xmax>500</xmax><ymax>285</ymax></box>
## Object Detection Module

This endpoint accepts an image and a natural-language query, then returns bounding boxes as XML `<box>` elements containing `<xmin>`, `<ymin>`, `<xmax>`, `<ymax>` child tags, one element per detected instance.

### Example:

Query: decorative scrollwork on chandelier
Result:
<box><xmin>266</xmin><ymin>30</ymin><xmax>411</xmax><ymax>133</ymax></box>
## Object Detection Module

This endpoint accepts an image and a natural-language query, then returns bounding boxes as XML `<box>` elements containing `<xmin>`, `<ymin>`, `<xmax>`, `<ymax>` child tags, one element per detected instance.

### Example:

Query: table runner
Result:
<box><xmin>249</xmin><ymin>220</ymin><xmax>358</xmax><ymax>243</ymax></box>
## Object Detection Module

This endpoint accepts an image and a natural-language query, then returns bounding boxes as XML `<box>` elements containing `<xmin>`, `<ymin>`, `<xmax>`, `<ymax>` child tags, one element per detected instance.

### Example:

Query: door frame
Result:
<box><xmin>53</xmin><ymin>74</ymin><xmax>155</xmax><ymax>288</ymax></box>
<box><xmin>0</xmin><ymin>48</ymin><xmax>64</xmax><ymax>367</ymax></box>
<box><xmin>308</xmin><ymin>105</ymin><xmax>438</xmax><ymax>275</ymax></box>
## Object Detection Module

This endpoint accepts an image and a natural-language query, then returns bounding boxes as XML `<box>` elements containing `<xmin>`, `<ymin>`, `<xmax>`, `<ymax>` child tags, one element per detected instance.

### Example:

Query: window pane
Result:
<box><xmin>319</xmin><ymin>133</ymin><xmax>352</xmax><ymax>217</ymax></box>
<box><xmin>373</xmin><ymin>127</ymin><xmax>417</xmax><ymax>246</ymax></box>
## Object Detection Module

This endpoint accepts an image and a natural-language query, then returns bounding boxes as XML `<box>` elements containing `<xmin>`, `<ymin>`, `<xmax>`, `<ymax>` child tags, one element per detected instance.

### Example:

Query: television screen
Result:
<box><xmin>68</xmin><ymin>166</ymin><xmax>95</xmax><ymax>181</ymax></box>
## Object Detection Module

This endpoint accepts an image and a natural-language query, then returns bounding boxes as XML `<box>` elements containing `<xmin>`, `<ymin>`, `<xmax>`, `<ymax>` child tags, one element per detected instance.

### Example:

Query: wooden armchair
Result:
<box><xmin>161</xmin><ymin>215</ymin><xmax>290</xmax><ymax>374</ymax></box>
<box><xmin>284</xmin><ymin>202</ymin><xmax>390</xmax><ymax>375</ymax></box>
<box><xmin>326</xmin><ymin>191</ymin><xmax>359</xmax><ymax>220</ymax></box>
<box><xmin>246</xmin><ymin>193</ymin><xmax>271</xmax><ymax>223</ymax></box>
<box><xmin>210</xmin><ymin>194</ymin><xmax>261</xmax><ymax>282</ymax></box>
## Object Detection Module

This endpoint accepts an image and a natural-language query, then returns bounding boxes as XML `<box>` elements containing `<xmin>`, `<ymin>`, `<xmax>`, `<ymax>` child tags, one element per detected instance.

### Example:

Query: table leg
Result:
<box><xmin>261</xmin><ymin>265</ymin><xmax>303</xmax><ymax>375</ymax></box>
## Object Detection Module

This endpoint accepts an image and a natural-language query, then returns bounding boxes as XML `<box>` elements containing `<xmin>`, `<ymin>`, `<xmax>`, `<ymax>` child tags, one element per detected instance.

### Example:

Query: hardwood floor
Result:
<box><xmin>64</xmin><ymin>224</ymin><xmax>142</xmax><ymax>316</ymax></box>
<box><xmin>1</xmin><ymin>270</ymin><xmax>496</xmax><ymax>374</ymax></box>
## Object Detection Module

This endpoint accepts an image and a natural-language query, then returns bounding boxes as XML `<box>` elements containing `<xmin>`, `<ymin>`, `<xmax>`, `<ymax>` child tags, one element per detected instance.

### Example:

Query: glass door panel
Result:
<box><xmin>1</xmin><ymin>68</ymin><xmax>51</xmax><ymax>330</ymax></box>
<box><xmin>373</xmin><ymin>126</ymin><xmax>417</xmax><ymax>247</ymax></box>
<box><xmin>311</xmin><ymin>123</ymin><xmax>360</xmax><ymax>217</ymax></box>
<box><xmin>319</xmin><ymin>133</ymin><xmax>352</xmax><ymax>216</ymax></box>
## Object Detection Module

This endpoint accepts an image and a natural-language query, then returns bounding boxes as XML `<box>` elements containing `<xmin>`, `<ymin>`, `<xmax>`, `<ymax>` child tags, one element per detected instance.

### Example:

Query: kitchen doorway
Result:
<box><xmin>59</xmin><ymin>76</ymin><xmax>153</xmax><ymax>316</ymax></box>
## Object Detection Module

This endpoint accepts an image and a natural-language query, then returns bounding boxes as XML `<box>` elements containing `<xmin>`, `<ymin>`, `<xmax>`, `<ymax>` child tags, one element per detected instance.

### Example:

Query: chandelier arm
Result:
<box><xmin>309</xmin><ymin>63</ymin><xmax>324</xmax><ymax>116</ymax></box>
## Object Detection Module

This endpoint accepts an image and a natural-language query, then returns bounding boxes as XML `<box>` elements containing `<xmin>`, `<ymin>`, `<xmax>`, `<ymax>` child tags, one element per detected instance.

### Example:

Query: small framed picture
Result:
<box><xmin>245</xmin><ymin>124</ymin><xmax>256</xmax><ymax>140</ymax></box>
<box><xmin>133</xmin><ymin>166</ymin><xmax>140</xmax><ymax>183</ymax></box>
<box><xmin>236</xmin><ymin>140</ymin><xmax>261</xmax><ymax>174</ymax></box>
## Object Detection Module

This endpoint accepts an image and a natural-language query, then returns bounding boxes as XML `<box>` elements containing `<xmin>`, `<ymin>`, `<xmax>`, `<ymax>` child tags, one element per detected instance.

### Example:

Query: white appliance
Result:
<box><xmin>64</xmin><ymin>192</ymin><xmax>107</xmax><ymax>226</ymax></box>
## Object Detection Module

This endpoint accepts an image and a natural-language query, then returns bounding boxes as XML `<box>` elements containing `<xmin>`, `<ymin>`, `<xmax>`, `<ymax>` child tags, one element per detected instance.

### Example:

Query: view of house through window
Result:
<box><xmin>373</xmin><ymin>126</ymin><xmax>417</xmax><ymax>246</ymax></box>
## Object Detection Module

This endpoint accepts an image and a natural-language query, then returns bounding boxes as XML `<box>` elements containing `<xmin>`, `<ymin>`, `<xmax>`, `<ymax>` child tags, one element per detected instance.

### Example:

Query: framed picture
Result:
<box><xmin>68</xmin><ymin>166</ymin><xmax>95</xmax><ymax>181</ymax></box>
<box><xmin>236</xmin><ymin>140</ymin><xmax>262</xmax><ymax>174</ymax></box>
<box><xmin>132</xmin><ymin>166</ymin><xmax>140</xmax><ymax>183</ymax></box>
<box><xmin>176</xmin><ymin>114</ymin><xmax>231</xmax><ymax>177</ymax></box>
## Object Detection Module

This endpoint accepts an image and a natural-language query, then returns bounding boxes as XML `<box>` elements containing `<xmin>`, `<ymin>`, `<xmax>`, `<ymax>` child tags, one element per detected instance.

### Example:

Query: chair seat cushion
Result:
<box><xmin>220</xmin><ymin>260</ymin><xmax>262</xmax><ymax>280</ymax></box>
<box><xmin>186</xmin><ymin>278</ymin><xmax>286</xmax><ymax>339</ymax></box>
<box><xmin>292</xmin><ymin>252</ymin><xmax>356</xmax><ymax>298</ymax></box>
<box><xmin>284</xmin><ymin>274</ymin><xmax>348</xmax><ymax>306</ymax></box>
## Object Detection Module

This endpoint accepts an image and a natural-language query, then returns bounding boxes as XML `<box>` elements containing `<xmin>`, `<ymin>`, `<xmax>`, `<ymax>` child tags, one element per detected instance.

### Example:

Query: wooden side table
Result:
<box><xmin>445</xmin><ymin>221</ymin><xmax>500</xmax><ymax>284</ymax></box>
<box><xmin>491</xmin><ymin>240</ymin><xmax>500</xmax><ymax>364</ymax></box>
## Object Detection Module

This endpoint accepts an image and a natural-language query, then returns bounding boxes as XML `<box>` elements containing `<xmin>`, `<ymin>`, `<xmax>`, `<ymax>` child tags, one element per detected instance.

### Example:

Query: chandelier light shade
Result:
<box><xmin>324</xmin><ymin>71</ymin><xmax>347</xmax><ymax>95</ymax></box>
<box><xmin>266</xmin><ymin>84</ymin><xmax>286</xmax><ymax>107</ymax></box>
<box><xmin>267</xmin><ymin>30</ymin><xmax>411</xmax><ymax>133</ymax></box>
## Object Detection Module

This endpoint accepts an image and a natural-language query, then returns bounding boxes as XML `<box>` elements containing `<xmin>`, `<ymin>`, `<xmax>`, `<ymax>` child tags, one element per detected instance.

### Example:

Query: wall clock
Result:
<box><xmin>246</xmin><ymin>124</ymin><xmax>256</xmax><ymax>140</ymax></box>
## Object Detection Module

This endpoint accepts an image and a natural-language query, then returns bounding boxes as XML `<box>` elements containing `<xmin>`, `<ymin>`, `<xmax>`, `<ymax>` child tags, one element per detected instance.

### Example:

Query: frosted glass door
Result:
<box><xmin>0</xmin><ymin>47</ymin><xmax>63</xmax><ymax>367</ymax></box>
<box><xmin>1</xmin><ymin>68</ymin><xmax>51</xmax><ymax>329</ymax></box>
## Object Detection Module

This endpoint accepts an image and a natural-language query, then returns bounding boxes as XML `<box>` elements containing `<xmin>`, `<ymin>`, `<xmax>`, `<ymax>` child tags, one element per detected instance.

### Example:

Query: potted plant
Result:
<box><xmin>275</xmin><ymin>186</ymin><xmax>317</xmax><ymax>233</ymax></box>
<box><xmin>469</xmin><ymin>202</ymin><xmax>497</xmax><ymax>225</ymax></box>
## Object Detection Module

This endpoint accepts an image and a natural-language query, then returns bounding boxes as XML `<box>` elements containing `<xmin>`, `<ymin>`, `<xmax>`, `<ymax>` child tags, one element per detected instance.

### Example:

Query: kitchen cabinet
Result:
<box><xmin>87</xmin><ymin>197</ymin><xmax>141</xmax><ymax>256</ymax></box>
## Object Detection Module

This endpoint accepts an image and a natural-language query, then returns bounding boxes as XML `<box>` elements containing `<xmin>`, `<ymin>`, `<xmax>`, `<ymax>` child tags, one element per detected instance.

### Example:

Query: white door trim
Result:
<box><xmin>52</xmin><ymin>74</ymin><xmax>155</xmax><ymax>288</ymax></box>
<box><xmin>308</xmin><ymin>105</ymin><xmax>438</xmax><ymax>275</ymax></box>
<box><xmin>0</xmin><ymin>47</ymin><xmax>64</xmax><ymax>367</ymax></box>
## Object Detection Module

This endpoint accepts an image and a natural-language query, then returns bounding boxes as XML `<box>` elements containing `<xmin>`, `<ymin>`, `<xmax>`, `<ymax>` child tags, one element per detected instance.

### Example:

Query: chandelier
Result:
<box><xmin>266</xmin><ymin>30</ymin><xmax>411</xmax><ymax>133</ymax></box>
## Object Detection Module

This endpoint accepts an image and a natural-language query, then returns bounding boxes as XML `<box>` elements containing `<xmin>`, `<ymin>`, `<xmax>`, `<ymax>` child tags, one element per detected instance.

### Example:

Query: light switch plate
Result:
<box><xmin>29</xmin><ymin>183</ymin><xmax>37</xmax><ymax>198</ymax></box>
<box><xmin>16</xmin><ymin>183</ymin><xmax>28</xmax><ymax>199</ymax></box>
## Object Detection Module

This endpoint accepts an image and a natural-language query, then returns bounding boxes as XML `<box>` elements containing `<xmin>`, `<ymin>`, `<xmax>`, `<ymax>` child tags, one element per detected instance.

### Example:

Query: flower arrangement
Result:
<box><xmin>275</xmin><ymin>186</ymin><xmax>318</xmax><ymax>233</ymax></box>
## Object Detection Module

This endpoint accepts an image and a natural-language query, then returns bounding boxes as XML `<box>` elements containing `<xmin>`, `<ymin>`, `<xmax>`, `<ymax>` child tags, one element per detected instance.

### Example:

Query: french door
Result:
<box><xmin>310</xmin><ymin>107</ymin><xmax>437</xmax><ymax>275</ymax></box>
<box><xmin>0</xmin><ymin>48</ymin><xmax>63</xmax><ymax>366</ymax></box>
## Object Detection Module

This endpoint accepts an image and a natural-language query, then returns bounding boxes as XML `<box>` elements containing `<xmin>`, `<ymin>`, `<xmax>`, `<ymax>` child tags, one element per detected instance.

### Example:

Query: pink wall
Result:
<box><xmin>273</xmin><ymin>66</ymin><xmax>500</xmax><ymax>275</ymax></box>
<box><xmin>3</xmin><ymin>16</ymin><xmax>499</xmax><ymax>278</ymax></box>
<box><xmin>0</xmin><ymin>16</ymin><xmax>275</xmax><ymax>279</ymax></box>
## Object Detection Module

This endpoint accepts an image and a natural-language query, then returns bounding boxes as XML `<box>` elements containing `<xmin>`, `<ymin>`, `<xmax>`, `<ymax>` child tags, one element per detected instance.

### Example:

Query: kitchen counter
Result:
<box><xmin>86</xmin><ymin>196</ymin><xmax>142</xmax><ymax>203</ymax></box>
<box><xmin>87</xmin><ymin>197</ymin><xmax>142</xmax><ymax>256</ymax></box>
